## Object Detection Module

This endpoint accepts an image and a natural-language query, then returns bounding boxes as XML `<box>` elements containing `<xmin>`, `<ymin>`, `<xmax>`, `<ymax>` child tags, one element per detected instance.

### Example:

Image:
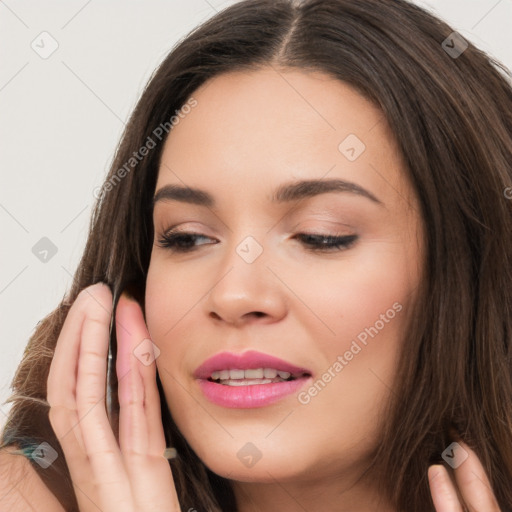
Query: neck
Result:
<box><xmin>231</xmin><ymin>468</ymin><xmax>396</xmax><ymax>512</ymax></box>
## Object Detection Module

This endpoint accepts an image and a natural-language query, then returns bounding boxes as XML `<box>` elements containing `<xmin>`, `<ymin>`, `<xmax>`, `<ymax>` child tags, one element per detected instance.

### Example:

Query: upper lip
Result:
<box><xmin>194</xmin><ymin>350</ymin><xmax>312</xmax><ymax>380</ymax></box>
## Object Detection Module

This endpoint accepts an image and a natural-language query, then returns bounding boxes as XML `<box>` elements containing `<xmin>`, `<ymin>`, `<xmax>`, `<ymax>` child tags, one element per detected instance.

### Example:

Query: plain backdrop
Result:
<box><xmin>1</xmin><ymin>0</ymin><xmax>511</xmax><ymax>427</ymax></box>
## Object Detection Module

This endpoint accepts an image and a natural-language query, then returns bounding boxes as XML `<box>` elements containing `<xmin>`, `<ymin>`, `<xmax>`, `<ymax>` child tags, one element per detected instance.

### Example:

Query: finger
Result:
<box><xmin>47</xmin><ymin>283</ymin><xmax>112</xmax><ymax>511</ymax></box>
<box><xmin>74</xmin><ymin>284</ymin><xmax>134</xmax><ymax>508</ymax></box>
<box><xmin>47</xmin><ymin>285</ymin><xmax>106</xmax><ymax>410</ymax></box>
<box><xmin>452</xmin><ymin>440</ymin><xmax>501</xmax><ymax>512</ymax></box>
<box><xmin>116</xmin><ymin>299</ymin><xmax>147</xmax><ymax>457</ymax></box>
<box><xmin>116</xmin><ymin>293</ymin><xmax>164</xmax><ymax>456</ymax></box>
<box><xmin>74</xmin><ymin>284</ymin><xmax>117</xmax><ymax>451</ymax></box>
<box><xmin>428</xmin><ymin>465</ymin><xmax>464</xmax><ymax>512</ymax></box>
<box><xmin>49</xmin><ymin>406</ymin><xmax>100</xmax><ymax>512</ymax></box>
<box><xmin>116</xmin><ymin>292</ymin><xmax>181</xmax><ymax>511</ymax></box>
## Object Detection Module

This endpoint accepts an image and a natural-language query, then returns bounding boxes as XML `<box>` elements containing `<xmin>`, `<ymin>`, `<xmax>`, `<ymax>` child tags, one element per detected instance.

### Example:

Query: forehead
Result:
<box><xmin>156</xmin><ymin>66</ymin><xmax>410</xmax><ymax>210</ymax></box>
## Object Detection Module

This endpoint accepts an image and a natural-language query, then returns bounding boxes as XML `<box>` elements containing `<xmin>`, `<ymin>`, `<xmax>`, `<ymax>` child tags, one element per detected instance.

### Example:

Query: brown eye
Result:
<box><xmin>294</xmin><ymin>233</ymin><xmax>358</xmax><ymax>252</ymax></box>
<box><xmin>157</xmin><ymin>231</ymin><xmax>217</xmax><ymax>252</ymax></box>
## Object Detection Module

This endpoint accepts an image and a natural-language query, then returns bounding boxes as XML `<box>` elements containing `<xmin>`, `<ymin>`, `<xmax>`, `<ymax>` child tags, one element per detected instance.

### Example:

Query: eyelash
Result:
<box><xmin>156</xmin><ymin>230</ymin><xmax>358</xmax><ymax>253</ymax></box>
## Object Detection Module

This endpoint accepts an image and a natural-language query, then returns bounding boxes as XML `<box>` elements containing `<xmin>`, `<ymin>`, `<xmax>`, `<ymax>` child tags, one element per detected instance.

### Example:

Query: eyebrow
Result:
<box><xmin>152</xmin><ymin>178</ymin><xmax>383</xmax><ymax>208</ymax></box>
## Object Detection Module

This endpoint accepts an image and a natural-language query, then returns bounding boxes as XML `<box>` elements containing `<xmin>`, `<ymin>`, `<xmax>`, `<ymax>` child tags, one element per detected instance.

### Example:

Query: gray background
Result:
<box><xmin>1</xmin><ymin>0</ymin><xmax>511</xmax><ymax>427</ymax></box>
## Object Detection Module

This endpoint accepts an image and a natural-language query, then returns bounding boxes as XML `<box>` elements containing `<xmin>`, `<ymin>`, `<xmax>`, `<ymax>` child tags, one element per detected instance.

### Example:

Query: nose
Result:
<box><xmin>204</xmin><ymin>238</ymin><xmax>288</xmax><ymax>327</ymax></box>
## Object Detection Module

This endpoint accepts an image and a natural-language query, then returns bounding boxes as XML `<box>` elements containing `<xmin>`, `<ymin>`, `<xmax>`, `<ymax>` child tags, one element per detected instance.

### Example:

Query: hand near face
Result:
<box><xmin>47</xmin><ymin>282</ymin><xmax>506</xmax><ymax>512</ymax></box>
<box><xmin>47</xmin><ymin>283</ymin><xmax>181</xmax><ymax>512</ymax></box>
<box><xmin>428</xmin><ymin>440</ymin><xmax>502</xmax><ymax>512</ymax></box>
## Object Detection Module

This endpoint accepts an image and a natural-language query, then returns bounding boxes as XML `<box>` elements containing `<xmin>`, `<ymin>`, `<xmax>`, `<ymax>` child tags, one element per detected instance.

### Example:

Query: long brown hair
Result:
<box><xmin>2</xmin><ymin>0</ymin><xmax>512</xmax><ymax>510</ymax></box>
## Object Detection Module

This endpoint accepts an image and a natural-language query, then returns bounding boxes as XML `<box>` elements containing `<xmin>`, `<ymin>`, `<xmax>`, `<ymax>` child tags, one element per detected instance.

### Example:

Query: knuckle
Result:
<box><xmin>80</xmin><ymin>368</ymin><xmax>106</xmax><ymax>384</ymax></box>
<box><xmin>79</xmin><ymin>396</ymin><xmax>103</xmax><ymax>409</ymax></box>
<box><xmin>119</xmin><ymin>396</ymin><xmax>143</xmax><ymax>409</ymax></box>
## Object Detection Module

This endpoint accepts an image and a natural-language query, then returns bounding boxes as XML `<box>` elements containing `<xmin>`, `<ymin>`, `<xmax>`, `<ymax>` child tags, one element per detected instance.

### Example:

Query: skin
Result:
<box><xmin>42</xmin><ymin>67</ymin><xmax>503</xmax><ymax>512</ymax></box>
<box><xmin>146</xmin><ymin>67</ymin><xmax>421</xmax><ymax>510</ymax></box>
<box><xmin>146</xmin><ymin>67</ymin><xmax>420</xmax><ymax>511</ymax></box>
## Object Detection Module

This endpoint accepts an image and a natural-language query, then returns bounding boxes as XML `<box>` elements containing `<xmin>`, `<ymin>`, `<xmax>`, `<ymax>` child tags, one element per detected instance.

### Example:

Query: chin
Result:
<box><xmin>196</xmin><ymin>444</ymin><xmax>315</xmax><ymax>484</ymax></box>
<box><xmin>206</xmin><ymin>460</ymin><xmax>302</xmax><ymax>483</ymax></box>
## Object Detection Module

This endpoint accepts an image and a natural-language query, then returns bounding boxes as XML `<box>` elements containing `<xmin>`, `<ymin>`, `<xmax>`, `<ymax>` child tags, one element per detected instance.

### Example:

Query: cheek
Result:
<box><xmin>145</xmin><ymin>265</ymin><xmax>216</xmax><ymax>454</ymax></box>
<box><xmin>283</xmin><ymin>248</ymin><xmax>415</xmax><ymax>449</ymax></box>
<box><xmin>145</xmin><ymin>258</ymin><xmax>207</xmax><ymax>344</ymax></box>
<box><xmin>278</xmin><ymin>237</ymin><xmax>419</xmax><ymax>418</ymax></box>
<box><xmin>145</xmin><ymin>258</ymin><xmax>217</xmax><ymax>406</ymax></box>
<box><xmin>332</xmin><ymin>250</ymin><xmax>414</xmax><ymax>341</ymax></box>
<box><xmin>278</xmin><ymin>239</ymin><xmax>418</xmax><ymax>345</ymax></box>
<box><xmin>145</xmin><ymin>262</ymin><xmax>192</xmax><ymax>379</ymax></box>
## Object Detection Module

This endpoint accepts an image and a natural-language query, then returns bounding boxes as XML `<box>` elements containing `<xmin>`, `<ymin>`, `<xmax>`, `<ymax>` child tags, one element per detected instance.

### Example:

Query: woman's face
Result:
<box><xmin>145</xmin><ymin>67</ymin><xmax>424</xmax><ymax>486</ymax></box>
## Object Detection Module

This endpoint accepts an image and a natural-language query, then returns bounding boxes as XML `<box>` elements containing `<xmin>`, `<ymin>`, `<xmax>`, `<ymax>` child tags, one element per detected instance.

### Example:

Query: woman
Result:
<box><xmin>1</xmin><ymin>0</ymin><xmax>511</xmax><ymax>510</ymax></box>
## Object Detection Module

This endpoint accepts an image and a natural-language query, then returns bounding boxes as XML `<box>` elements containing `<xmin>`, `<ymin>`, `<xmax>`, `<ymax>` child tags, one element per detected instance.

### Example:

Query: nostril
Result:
<box><xmin>208</xmin><ymin>310</ymin><xmax>267</xmax><ymax>323</ymax></box>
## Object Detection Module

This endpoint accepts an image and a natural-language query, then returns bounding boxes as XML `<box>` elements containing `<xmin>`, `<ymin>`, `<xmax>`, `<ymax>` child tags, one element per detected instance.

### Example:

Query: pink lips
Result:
<box><xmin>194</xmin><ymin>350</ymin><xmax>313</xmax><ymax>409</ymax></box>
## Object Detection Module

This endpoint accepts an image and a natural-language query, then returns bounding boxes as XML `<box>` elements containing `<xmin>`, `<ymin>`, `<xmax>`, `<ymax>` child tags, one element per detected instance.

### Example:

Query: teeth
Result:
<box><xmin>263</xmin><ymin>368</ymin><xmax>277</xmax><ymax>378</ymax></box>
<box><xmin>222</xmin><ymin>379</ymin><xmax>273</xmax><ymax>386</ymax></box>
<box><xmin>210</xmin><ymin>368</ymin><xmax>294</xmax><ymax>381</ymax></box>
<box><xmin>229</xmin><ymin>369</ymin><xmax>245</xmax><ymax>379</ymax></box>
<box><xmin>245</xmin><ymin>368</ymin><xmax>263</xmax><ymax>379</ymax></box>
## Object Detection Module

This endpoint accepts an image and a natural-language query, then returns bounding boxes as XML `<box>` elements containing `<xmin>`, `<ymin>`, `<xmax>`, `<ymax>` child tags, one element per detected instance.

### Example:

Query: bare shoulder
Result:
<box><xmin>0</xmin><ymin>447</ymin><xmax>66</xmax><ymax>512</ymax></box>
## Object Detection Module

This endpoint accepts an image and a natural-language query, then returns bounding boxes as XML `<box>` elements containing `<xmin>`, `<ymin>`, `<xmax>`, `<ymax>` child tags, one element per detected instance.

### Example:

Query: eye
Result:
<box><xmin>293</xmin><ymin>233</ymin><xmax>358</xmax><ymax>252</ymax></box>
<box><xmin>156</xmin><ymin>229</ymin><xmax>217</xmax><ymax>253</ymax></box>
<box><xmin>156</xmin><ymin>229</ymin><xmax>358</xmax><ymax>254</ymax></box>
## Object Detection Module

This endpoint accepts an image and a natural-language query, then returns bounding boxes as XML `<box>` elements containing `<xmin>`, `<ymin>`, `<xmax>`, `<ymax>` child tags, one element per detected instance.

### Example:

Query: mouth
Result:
<box><xmin>194</xmin><ymin>349</ymin><xmax>313</xmax><ymax>382</ymax></box>
<box><xmin>194</xmin><ymin>350</ymin><xmax>313</xmax><ymax>408</ymax></box>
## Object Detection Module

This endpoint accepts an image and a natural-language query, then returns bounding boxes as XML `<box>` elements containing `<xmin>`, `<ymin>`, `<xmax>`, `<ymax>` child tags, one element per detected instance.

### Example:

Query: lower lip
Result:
<box><xmin>197</xmin><ymin>377</ymin><xmax>312</xmax><ymax>408</ymax></box>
